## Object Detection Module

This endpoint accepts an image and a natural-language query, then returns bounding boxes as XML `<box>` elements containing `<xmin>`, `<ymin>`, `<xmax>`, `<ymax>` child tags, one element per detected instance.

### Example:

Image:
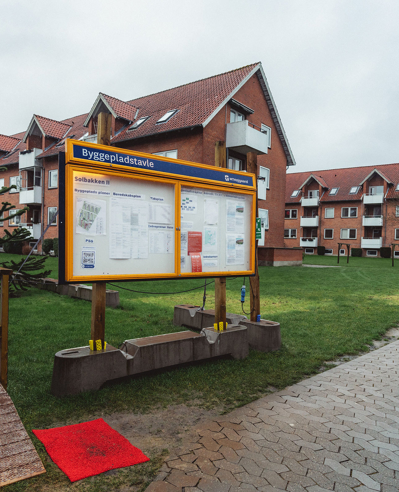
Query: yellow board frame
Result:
<box><xmin>63</xmin><ymin>140</ymin><xmax>256</xmax><ymax>282</ymax></box>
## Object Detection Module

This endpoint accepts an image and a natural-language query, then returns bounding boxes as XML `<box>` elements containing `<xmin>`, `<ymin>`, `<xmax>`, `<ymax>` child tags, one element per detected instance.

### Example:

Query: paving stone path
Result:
<box><xmin>145</xmin><ymin>340</ymin><xmax>399</xmax><ymax>492</ymax></box>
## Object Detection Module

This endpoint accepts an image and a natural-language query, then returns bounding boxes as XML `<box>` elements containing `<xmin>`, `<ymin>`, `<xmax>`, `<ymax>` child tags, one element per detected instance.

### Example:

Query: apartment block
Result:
<box><xmin>285</xmin><ymin>164</ymin><xmax>399</xmax><ymax>257</ymax></box>
<box><xmin>0</xmin><ymin>63</ymin><xmax>299</xmax><ymax>264</ymax></box>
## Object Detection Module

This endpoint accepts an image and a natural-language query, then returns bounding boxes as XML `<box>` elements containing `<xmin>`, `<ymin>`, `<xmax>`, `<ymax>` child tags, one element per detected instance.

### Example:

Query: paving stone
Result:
<box><xmin>282</xmin><ymin>457</ymin><xmax>307</xmax><ymax>476</ymax></box>
<box><xmin>194</xmin><ymin>448</ymin><xmax>223</xmax><ymax>461</ymax></box>
<box><xmin>352</xmin><ymin>469</ymin><xmax>381</xmax><ymax>490</ymax></box>
<box><xmin>239</xmin><ymin>436</ymin><xmax>261</xmax><ymax>452</ymax></box>
<box><xmin>238</xmin><ymin>457</ymin><xmax>262</xmax><ymax>477</ymax></box>
<box><xmin>260</xmin><ymin>469</ymin><xmax>288</xmax><ymax>488</ymax></box>
<box><xmin>215</xmin><ymin>467</ymin><xmax>240</xmax><ymax>486</ymax></box>
<box><xmin>220</xmin><ymin>421</ymin><xmax>244</xmax><ymax>431</ymax></box>
<box><xmin>167</xmin><ymin>459</ymin><xmax>198</xmax><ymax>473</ymax></box>
<box><xmin>199</xmin><ymin>437</ymin><xmax>221</xmax><ymax>452</ymax></box>
<box><xmin>194</xmin><ymin>457</ymin><xmax>218</xmax><ymax>476</ymax></box>
<box><xmin>181</xmin><ymin>453</ymin><xmax>197</xmax><ymax>463</ymax></box>
<box><xmin>223</xmin><ymin>427</ymin><xmax>243</xmax><ymax>442</ymax></box>
<box><xmin>144</xmin><ymin>482</ymin><xmax>179</xmax><ymax>492</ymax></box>
<box><xmin>166</xmin><ymin>470</ymin><xmax>199</xmax><ymax>488</ymax></box>
<box><xmin>219</xmin><ymin>445</ymin><xmax>240</xmax><ymax>464</ymax></box>
<box><xmin>324</xmin><ymin>471</ymin><xmax>361</xmax><ymax>487</ymax></box>
<box><xmin>306</xmin><ymin>486</ymin><xmax>333</xmax><ymax>492</ymax></box>
<box><xmin>216</xmin><ymin>438</ymin><xmax>245</xmax><ymax>451</ymax></box>
<box><xmin>197</xmin><ymin>477</ymin><xmax>230</xmax><ymax>492</ymax></box>
<box><xmin>212</xmin><ymin>458</ymin><xmax>245</xmax><ymax>474</ymax></box>
<box><xmin>286</xmin><ymin>483</ymin><xmax>307</xmax><ymax>492</ymax></box>
<box><xmin>235</xmin><ymin>471</ymin><xmax>270</xmax><ymax>488</ymax></box>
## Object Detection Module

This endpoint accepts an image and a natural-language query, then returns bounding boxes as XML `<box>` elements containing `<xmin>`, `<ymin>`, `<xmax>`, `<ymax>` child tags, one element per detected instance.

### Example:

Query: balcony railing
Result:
<box><xmin>362</xmin><ymin>215</ymin><xmax>383</xmax><ymax>227</ymax></box>
<box><xmin>19</xmin><ymin>223</ymin><xmax>41</xmax><ymax>240</ymax></box>
<box><xmin>361</xmin><ymin>237</ymin><xmax>382</xmax><ymax>248</ymax></box>
<box><xmin>300</xmin><ymin>216</ymin><xmax>319</xmax><ymax>227</ymax></box>
<box><xmin>300</xmin><ymin>237</ymin><xmax>318</xmax><ymax>247</ymax></box>
<box><xmin>19</xmin><ymin>148</ymin><xmax>42</xmax><ymax>170</ymax></box>
<box><xmin>300</xmin><ymin>196</ymin><xmax>319</xmax><ymax>207</ymax></box>
<box><xmin>226</xmin><ymin>120</ymin><xmax>269</xmax><ymax>155</ymax></box>
<box><xmin>19</xmin><ymin>186</ymin><xmax>42</xmax><ymax>205</ymax></box>
<box><xmin>363</xmin><ymin>193</ymin><xmax>384</xmax><ymax>204</ymax></box>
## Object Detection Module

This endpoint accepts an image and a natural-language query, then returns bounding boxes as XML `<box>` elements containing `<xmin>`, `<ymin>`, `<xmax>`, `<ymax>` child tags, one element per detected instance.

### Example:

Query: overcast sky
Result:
<box><xmin>1</xmin><ymin>0</ymin><xmax>398</xmax><ymax>173</ymax></box>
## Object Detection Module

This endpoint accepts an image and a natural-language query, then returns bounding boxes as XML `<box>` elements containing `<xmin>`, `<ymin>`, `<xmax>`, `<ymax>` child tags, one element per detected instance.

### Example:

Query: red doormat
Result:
<box><xmin>33</xmin><ymin>418</ymin><xmax>149</xmax><ymax>482</ymax></box>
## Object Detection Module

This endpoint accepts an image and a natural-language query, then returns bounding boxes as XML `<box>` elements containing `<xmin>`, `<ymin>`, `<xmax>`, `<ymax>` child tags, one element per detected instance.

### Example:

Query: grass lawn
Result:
<box><xmin>3</xmin><ymin>253</ymin><xmax>399</xmax><ymax>490</ymax></box>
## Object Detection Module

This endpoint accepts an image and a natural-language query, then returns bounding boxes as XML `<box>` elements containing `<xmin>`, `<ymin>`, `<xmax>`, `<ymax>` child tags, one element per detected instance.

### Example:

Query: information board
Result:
<box><xmin>61</xmin><ymin>140</ymin><xmax>256</xmax><ymax>282</ymax></box>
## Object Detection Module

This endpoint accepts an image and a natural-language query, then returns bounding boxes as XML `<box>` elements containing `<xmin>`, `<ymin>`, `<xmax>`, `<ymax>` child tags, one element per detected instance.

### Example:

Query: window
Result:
<box><xmin>305</xmin><ymin>248</ymin><xmax>314</xmax><ymax>254</ymax></box>
<box><xmin>0</xmin><ymin>213</ymin><xmax>3</xmax><ymax>226</ymax></box>
<box><xmin>324</xmin><ymin>229</ymin><xmax>334</xmax><ymax>239</ymax></box>
<box><xmin>367</xmin><ymin>250</ymin><xmax>378</xmax><ymax>257</ymax></box>
<box><xmin>230</xmin><ymin>109</ymin><xmax>244</xmax><ymax>123</ymax></box>
<box><xmin>9</xmin><ymin>209</ymin><xmax>21</xmax><ymax>226</ymax></box>
<box><xmin>395</xmin><ymin>229</ymin><xmax>399</xmax><ymax>240</ymax></box>
<box><xmin>285</xmin><ymin>209</ymin><xmax>298</xmax><ymax>219</ymax></box>
<box><xmin>340</xmin><ymin>249</ymin><xmax>346</xmax><ymax>255</ymax></box>
<box><xmin>396</xmin><ymin>206</ymin><xmax>399</xmax><ymax>217</ymax></box>
<box><xmin>341</xmin><ymin>207</ymin><xmax>357</xmax><ymax>218</ymax></box>
<box><xmin>396</xmin><ymin>184</ymin><xmax>399</xmax><ymax>192</ymax></box>
<box><xmin>325</xmin><ymin>249</ymin><xmax>333</xmax><ymax>255</ymax></box>
<box><xmin>308</xmin><ymin>190</ymin><xmax>319</xmax><ymax>198</ymax></box>
<box><xmin>258</xmin><ymin>208</ymin><xmax>269</xmax><ymax>246</ymax></box>
<box><xmin>48</xmin><ymin>169</ymin><xmax>58</xmax><ymax>189</ymax></box>
<box><xmin>48</xmin><ymin>207</ymin><xmax>57</xmax><ymax>226</ymax></box>
<box><xmin>130</xmin><ymin>116</ymin><xmax>149</xmax><ymax>129</ymax></box>
<box><xmin>0</xmin><ymin>178</ymin><xmax>4</xmax><ymax>191</ymax></box>
<box><xmin>284</xmin><ymin>229</ymin><xmax>297</xmax><ymax>238</ymax></box>
<box><xmin>340</xmin><ymin>228</ymin><xmax>357</xmax><ymax>239</ymax></box>
<box><xmin>261</xmin><ymin>124</ymin><xmax>272</xmax><ymax>148</ymax></box>
<box><xmin>329</xmin><ymin>187</ymin><xmax>339</xmax><ymax>196</ymax></box>
<box><xmin>258</xmin><ymin>166</ymin><xmax>270</xmax><ymax>200</ymax></box>
<box><xmin>153</xmin><ymin>150</ymin><xmax>178</xmax><ymax>159</ymax></box>
<box><xmin>9</xmin><ymin>176</ymin><xmax>20</xmax><ymax>193</ymax></box>
<box><xmin>291</xmin><ymin>190</ymin><xmax>300</xmax><ymax>198</ymax></box>
<box><xmin>325</xmin><ymin>208</ymin><xmax>334</xmax><ymax>219</ymax></box>
<box><xmin>369</xmin><ymin>185</ymin><xmax>384</xmax><ymax>195</ymax></box>
<box><xmin>157</xmin><ymin>110</ymin><xmax>178</xmax><ymax>124</ymax></box>
<box><xmin>228</xmin><ymin>158</ymin><xmax>244</xmax><ymax>171</ymax></box>
<box><xmin>349</xmin><ymin>186</ymin><xmax>360</xmax><ymax>194</ymax></box>
<box><xmin>394</xmin><ymin>251</ymin><xmax>399</xmax><ymax>258</ymax></box>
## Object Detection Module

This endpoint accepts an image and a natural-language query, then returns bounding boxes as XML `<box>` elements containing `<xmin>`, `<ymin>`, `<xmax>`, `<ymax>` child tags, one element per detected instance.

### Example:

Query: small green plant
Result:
<box><xmin>351</xmin><ymin>248</ymin><xmax>362</xmax><ymax>257</ymax></box>
<box><xmin>53</xmin><ymin>238</ymin><xmax>59</xmax><ymax>257</ymax></box>
<box><xmin>317</xmin><ymin>245</ymin><xmax>325</xmax><ymax>255</ymax></box>
<box><xmin>380</xmin><ymin>247</ymin><xmax>391</xmax><ymax>259</ymax></box>
<box><xmin>42</xmin><ymin>238</ymin><xmax>54</xmax><ymax>255</ymax></box>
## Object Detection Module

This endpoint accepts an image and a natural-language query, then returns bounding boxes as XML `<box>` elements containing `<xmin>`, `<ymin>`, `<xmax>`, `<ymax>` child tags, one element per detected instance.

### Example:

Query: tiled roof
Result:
<box><xmin>0</xmin><ymin>134</ymin><xmax>20</xmax><ymax>153</ymax></box>
<box><xmin>0</xmin><ymin>132</ymin><xmax>26</xmax><ymax>166</ymax></box>
<box><xmin>286</xmin><ymin>163</ymin><xmax>399</xmax><ymax>203</ymax></box>
<box><xmin>33</xmin><ymin>115</ymin><xmax>71</xmax><ymax>140</ymax></box>
<box><xmin>112</xmin><ymin>63</ymin><xmax>260</xmax><ymax>144</ymax></box>
<box><xmin>101</xmin><ymin>94</ymin><xmax>137</xmax><ymax>121</ymax></box>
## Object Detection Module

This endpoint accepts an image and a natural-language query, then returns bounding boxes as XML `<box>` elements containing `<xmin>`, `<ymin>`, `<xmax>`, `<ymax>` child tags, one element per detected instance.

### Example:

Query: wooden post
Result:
<box><xmin>392</xmin><ymin>244</ymin><xmax>395</xmax><ymax>267</ymax></box>
<box><xmin>214</xmin><ymin>141</ymin><xmax>227</xmax><ymax>328</ymax></box>
<box><xmin>247</xmin><ymin>152</ymin><xmax>260</xmax><ymax>322</ymax></box>
<box><xmin>0</xmin><ymin>268</ymin><xmax>12</xmax><ymax>390</ymax></box>
<box><xmin>89</xmin><ymin>112</ymin><xmax>112</xmax><ymax>347</ymax></box>
<box><xmin>346</xmin><ymin>244</ymin><xmax>350</xmax><ymax>263</ymax></box>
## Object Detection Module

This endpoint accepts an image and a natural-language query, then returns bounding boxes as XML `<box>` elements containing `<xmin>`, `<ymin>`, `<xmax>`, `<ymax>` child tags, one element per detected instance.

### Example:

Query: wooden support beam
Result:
<box><xmin>214</xmin><ymin>141</ymin><xmax>227</xmax><ymax>328</ymax></box>
<box><xmin>0</xmin><ymin>269</ymin><xmax>12</xmax><ymax>390</ymax></box>
<box><xmin>247</xmin><ymin>152</ymin><xmax>260</xmax><ymax>322</ymax></box>
<box><xmin>97</xmin><ymin>112</ymin><xmax>112</xmax><ymax>146</ymax></box>
<box><xmin>91</xmin><ymin>282</ymin><xmax>106</xmax><ymax>344</ymax></box>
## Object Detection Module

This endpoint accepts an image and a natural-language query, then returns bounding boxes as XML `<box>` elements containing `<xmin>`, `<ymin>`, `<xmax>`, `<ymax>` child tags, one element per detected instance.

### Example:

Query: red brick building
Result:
<box><xmin>0</xmin><ymin>63</ymin><xmax>299</xmax><ymax>264</ymax></box>
<box><xmin>285</xmin><ymin>164</ymin><xmax>399</xmax><ymax>257</ymax></box>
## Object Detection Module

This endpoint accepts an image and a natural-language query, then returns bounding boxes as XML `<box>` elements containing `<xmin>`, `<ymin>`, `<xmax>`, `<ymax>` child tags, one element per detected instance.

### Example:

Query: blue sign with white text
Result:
<box><xmin>72</xmin><ymin>144</ymin><xmax>254</xmax><ymax>188</ymax></box>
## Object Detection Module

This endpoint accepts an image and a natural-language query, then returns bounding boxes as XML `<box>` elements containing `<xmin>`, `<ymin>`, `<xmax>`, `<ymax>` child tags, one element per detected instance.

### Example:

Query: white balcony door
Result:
<box><xmin>257</xmin><ymin>167</ymin><xmax>269</xmax><ymax>200</ymax></box>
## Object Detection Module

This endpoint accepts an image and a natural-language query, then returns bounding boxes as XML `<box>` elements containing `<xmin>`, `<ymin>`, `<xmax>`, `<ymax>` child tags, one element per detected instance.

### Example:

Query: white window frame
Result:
<box><xmin>48</xmin><ymin>207</ymin><xmax>57</xmax><ymax>226</ymax></box>
<box><xmin>340</xmin><ymin>249</ymin><xmax>346</xmax><ymax>255</ymax></box>
<box><xmin>260</xmin><ymin>124</ymin><xmax>272</xmax><ymax>148</ymax></box>
<box><xmin>340</xmin><ymin>228</ymin><xmax>357</xmax><ymax>239</ymax></box>
<box><xmin>367</xmin><ymin>250</ymin><xmax>378</xmax><ymax>257</ymax></box>
<box><xmin>258</xmin><ymin>208</ymin><xmax>269</xmax><ymax>246</ymax></box>
<box><xmin>230</xmin><ymin>109</ymin><xmax>244</xmax><ymax>123</ymax></box>
<box><xmin>325</xmin><ymin>208</ymin><xmax>334</xmax><ymax>219</ymax></box>
<box><xmin>153</xmin><ymin>150</ymin><xmax>178</xmax><ymax>159</ymax></box>
<box><xmin>329</xmin><ymin>187</ymin><xmax>339</xmax><ymax>196</ymax></box>
<box><xmin>9</xmin><ymin>209</ymin><xmax>21</xmax><ymax>226</ymax></box>
<box><xmin>396</xmin><ymin>184</ymin><xmax>399</xmax><ymax>192</ymax></box>
<box><xmin>305</xmin><ymin>248</ymin><xmax>314</xmax><ymax>254</ymax></box>
<box><xmin>394</xmin><ymin>250</ymin><xmax>399</xmax><ymax>258</ymax></box>
<box><xmin>325</xmin><ymin>249</ymin><xmax>333</xmax><ymax>255</ymax></box>
<box><xmin>9</xmin><ymin>176</ymin><xmax>20</xmax><ymax>193</ymax></box>
<box><xmin>258</xmin><ymin>166</ymin><xmax>269</xmax><ymax>200</ymax></box>
<box><xmin>0</xmin><ymin>178</ymin><xmax>4</xmax><ymax>191</ymax></box>
<box><xmin>48</xmin><ymin>169</ymin><xmax>58</xmax><ymax>189</ymax></box>
<box><xmin>0</xmin><ymin>212</ymin><xmax>3</xmax><ymax>227</ymax></box>
<box><xmin>285</xmin><ymin>209</ymin><xmax>298</xmax><ymax>219</ymax></box>
<box><xmin>395</xmin><ymin>229</ymin><xmax>399</xmax><ymax>240</ymax></box>
<box><xmin>156</xmin><ymin>110</ymin><xmax>178</xmax><ymax>124</ymax></box>
<box><xmin>228</xmin><ymin>157</ymin><xmax>244</xmax><ymax>171</ymax></box>
<box><xmin>284</xmin><ymin>228</ymin><xmax>297</xmax><ymax>239</ymax></box>
<box><xmin>396</xmin><ymin>206</ymin><xmax>399</xmax><ymax>217</ymax></box>
<box><xmin>291</xmin><ymin>190</ymin><xmax>300</xmax><ymax>198</ymax></box>
<box><xmin>324</xmin><ymin>229</ymin><xmax>334</xmax><ymax>239</ymax></box>
<box><xmin>349</xmin><ymin>186</ymin><xmax>360</xmax><ymax>195</ymax></box>
<box><xmin>130</xmin><ymin>116</ymin><xmax>149</xmax><ymax>130</ymax></box>
<box><xmin>308</xmin><ymin>190</ymin><xmax>319</xmax><ymax>198</ymax></box>
<box><xmin>369</xmin><ymin>185</ymin><xmax>384</xmax><ymax>195</ymax></box>
<box><xmin>341</xmin><ymin>207</ymin><xmax>358</xmax><ymax>218</ymax></box>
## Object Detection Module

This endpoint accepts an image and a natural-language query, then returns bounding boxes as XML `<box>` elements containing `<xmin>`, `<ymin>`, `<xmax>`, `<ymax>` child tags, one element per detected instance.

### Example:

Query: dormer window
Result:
<box><xmin>329</xmin><ymin>187</ymin><xmax>339</xmax><ymax>196</ymax></box>
<box><xmin>230</xmin><ymin>109</ymin><xmax>244</xmax><ymax>123</ymax></box>
<box><xmin>157</xmin><ymin>110</ymin><xmax>178</xmax><ymax>124</ymax></box>
<box><xmin>291</xmin><ymin>190</ymin><xmax>300</xmax><ymax>198</ymax></box>
<box><xmin>349</xmin><ymin>186</ymin><xmax>360</xmax><ymax>194</ymax></box>
<box><xmin>130</xmin><ymin>116</ymin><xmax>149</xmax><ymax>130</ymax></box>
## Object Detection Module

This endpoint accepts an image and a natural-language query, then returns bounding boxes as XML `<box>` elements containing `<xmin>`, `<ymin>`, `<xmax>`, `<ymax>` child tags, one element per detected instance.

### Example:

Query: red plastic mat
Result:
<box><xmin>33</xmin><ymin>418</ymin><xmax>149</xmax><ymax>482</ymax></box>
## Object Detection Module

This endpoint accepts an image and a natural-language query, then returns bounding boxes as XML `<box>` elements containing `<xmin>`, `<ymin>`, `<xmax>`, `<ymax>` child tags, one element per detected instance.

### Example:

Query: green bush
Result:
<box><xmin>42</xmin><ymin>238</ymin><xmax>54</xmax><ymax>255</ymax></box>
<box><xmin>317</xmin><ymin>246</ymin><xmax>325</xmax><ymax>255</ymax></box>
<box><xmin>53</xmin><ymin>238</ymin><xmax>59</xmax><ymax>257</ymax></box>
<box><xmin>3</xmin><ymin>238</ymin><xmax>23</xmax><ymax>254</ymax></box>
<box><xmin>380</xmin><ymin>247</ymin><xmax>391</xmax><ymax>259</ymax></box>
<box><xmin>351</xmin><ymin>248</ymin><xmax>362</xmax><ymax>257</ymax></box>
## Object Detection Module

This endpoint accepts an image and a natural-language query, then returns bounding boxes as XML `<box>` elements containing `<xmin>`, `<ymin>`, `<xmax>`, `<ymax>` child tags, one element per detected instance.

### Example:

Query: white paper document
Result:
<box><xmin>149</xmin><ymin>225</ymin><xmax>174</xmax><ymax>254</ymax></box>
<box><xmin>149</xmin><ymin>202</ymin><xmax>172</xmax><ymax>224</ymax></box>
<box><xmin>204</xmin><ymin>199</ymin><xmax>219</xmax><ymax>225</ymax></box>
<box><xmin>203</xmin><ymin>226</ymin><xmax>218</xmax><ymax>253</ymax></box>
<box><xmin>226</xmin><ymin>200</ymin><xmax>245</xmax><ymax>233</ymax></box>
<box><xmin>76</xmin><ymin>199</ymin><xmax>107</xmax><ymax>236</ymax></box>
<box><xmin>203</xmin><ymin>254</ymin><xmax>218</xmax><ymax>268</ymax></box>
<box><xmin>226</xmin><ymin>234</ymin><xmax>245</xmax><ymax>265</ymax></box>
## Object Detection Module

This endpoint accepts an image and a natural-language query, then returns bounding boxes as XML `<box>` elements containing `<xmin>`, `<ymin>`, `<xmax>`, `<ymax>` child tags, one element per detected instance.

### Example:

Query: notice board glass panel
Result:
<box><xmin>180</xmin><ymin>186</ymin><xmax>253</xmax><ymax>275</ymax></box>
<box><xmin>71</xmin><ymin>170</ymin><xmax>175</xmax><ymax>278</ymax></box>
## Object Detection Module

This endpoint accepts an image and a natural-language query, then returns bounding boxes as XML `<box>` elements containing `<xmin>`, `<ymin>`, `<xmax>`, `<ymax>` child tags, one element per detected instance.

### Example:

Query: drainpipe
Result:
<box><xmin>41</xmin><ymin>164</ymin><xmax>45</xmax><ymax>255</ymax></box>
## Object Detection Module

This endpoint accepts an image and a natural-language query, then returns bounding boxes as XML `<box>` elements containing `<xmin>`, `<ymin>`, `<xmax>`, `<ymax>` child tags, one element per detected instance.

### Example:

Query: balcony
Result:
<box><xmin>362</xmin><ymin>215</ymin><xmax>383</xmax><ymax>227</ymax></box>
<box><xmin>363</xmin><ymin>193</ymin><xmax>384</xmax><ymax>204</ymax></box>
<box><xmin>20</xmin><ymin>186</ymin><xmax>42</xmax><ymax>205</ymax></box>
<box><xmin>19</xmin><ymin>148</ymin><xmax>42</xmax><ymax>170</ymax></box>
<box><xmin>300</xmin><ymin>216</ymin><xmax>319</xmax><ymax>227</ymax></box>
<box><xmin>300</xmin><ymin>237</ymin><xmax>318</xmax><ymax>247</ymax></box>
<box><xmin>19</xmin><ymin>223</ymin><xmax>41</xmax><ymax>240</ymax></box>
<box><xmin>361</xmin><ymin>237</ymin><xmax>382</xmax><ymax>248</ymax></box>
<box><xmin>301</xmin><ymin>196</ymin><xmax>319</xmax><ymax>207</ymax></box>
<box><xmin>226</xmin><ymin>120</ymin><xmax>269</xmax><ymax>155</ymax></box>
